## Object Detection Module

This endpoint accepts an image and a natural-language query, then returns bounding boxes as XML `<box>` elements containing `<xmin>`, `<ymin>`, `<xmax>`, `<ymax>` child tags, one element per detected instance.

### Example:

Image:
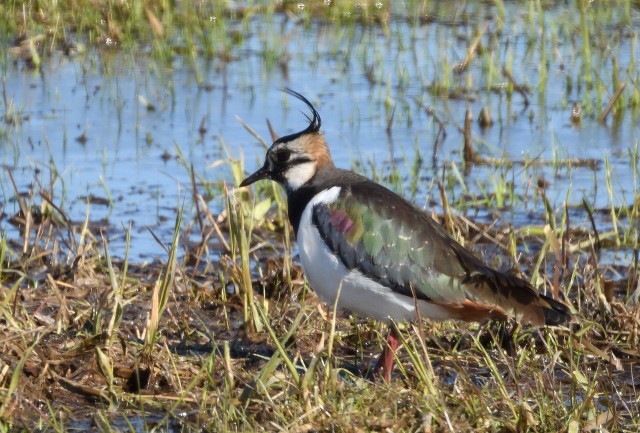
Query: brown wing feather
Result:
<box><xmin>430</xmin><ymin>299</ymin><xmax>509</xmax><ymax>322</ymax></box>
<box><xmin>452</xmin><ymin>245</ymin><xmax>572</xmax><ymax>326</ymax></box>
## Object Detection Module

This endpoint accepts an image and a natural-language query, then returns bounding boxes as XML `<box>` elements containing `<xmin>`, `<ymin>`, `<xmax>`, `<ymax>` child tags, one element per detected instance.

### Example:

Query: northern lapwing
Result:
<box><xmin>240</xmin><ymin>89</ymin><xmax>572</xmax><ymax>381</ymax></box>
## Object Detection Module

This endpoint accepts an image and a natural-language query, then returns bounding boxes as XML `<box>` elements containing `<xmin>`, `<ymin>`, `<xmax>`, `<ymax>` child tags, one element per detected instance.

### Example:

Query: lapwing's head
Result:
<box><xmin>240</xmin><ymin>89</ymin><xmax>334</xmax><ymax>192</ymax></box>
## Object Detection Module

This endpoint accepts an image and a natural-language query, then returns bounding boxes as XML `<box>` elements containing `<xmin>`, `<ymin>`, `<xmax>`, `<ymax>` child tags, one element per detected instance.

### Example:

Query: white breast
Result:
<box><xmin>296</xmin><ymin>187</ymin><xmax>453</xmax><ymax>323</ymax></box>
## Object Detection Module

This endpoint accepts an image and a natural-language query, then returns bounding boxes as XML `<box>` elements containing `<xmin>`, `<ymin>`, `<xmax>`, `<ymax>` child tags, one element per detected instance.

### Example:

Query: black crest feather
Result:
<box><xmin>275</xmin><ymin>89</ymin><xmax>321</xmax><ymax>143</ymax></box>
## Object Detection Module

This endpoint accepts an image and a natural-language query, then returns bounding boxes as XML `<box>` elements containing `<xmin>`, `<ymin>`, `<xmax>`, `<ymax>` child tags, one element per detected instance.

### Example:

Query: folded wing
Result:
<box><xmin>311</xmin><ymin>181</ymin><xmax>571</xmax><ymax>326</ymax></box>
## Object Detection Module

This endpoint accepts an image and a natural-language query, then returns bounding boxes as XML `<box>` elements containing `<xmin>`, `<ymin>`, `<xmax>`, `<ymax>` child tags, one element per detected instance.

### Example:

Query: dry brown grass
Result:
<box><xmin>1</xmin><ymin>177</ymin><xmax>639</xmax><ymax>432</ymax></box>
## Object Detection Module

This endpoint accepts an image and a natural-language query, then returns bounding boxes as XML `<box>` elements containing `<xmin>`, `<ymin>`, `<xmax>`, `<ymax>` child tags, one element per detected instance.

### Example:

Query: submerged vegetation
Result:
<box><xmin>1</xmin><ymin>0</ymin><xmax>640</xmax><ymax>432</ymax></box>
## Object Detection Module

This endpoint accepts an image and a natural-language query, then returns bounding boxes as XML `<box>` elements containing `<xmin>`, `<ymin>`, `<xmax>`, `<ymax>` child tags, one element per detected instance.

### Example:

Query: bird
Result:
<box><xmin>239</xmin><ymin>89</ymin><xmax>572</xmax><ymax>381</ymax></box>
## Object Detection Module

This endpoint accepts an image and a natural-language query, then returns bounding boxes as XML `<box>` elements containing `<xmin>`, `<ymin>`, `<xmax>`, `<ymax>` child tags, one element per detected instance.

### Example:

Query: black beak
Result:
<box><xmin>239</xmin><ymin>163</ymin><xmax>270</xmax><ymax>187</ymax></box>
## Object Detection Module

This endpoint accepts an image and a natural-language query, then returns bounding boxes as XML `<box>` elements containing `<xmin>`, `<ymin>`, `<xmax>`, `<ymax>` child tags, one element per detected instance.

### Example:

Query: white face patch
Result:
<box><xmin>284</xmin><ymin>160</ymin><xmax>317</xmax><ymax>191</ymax></box>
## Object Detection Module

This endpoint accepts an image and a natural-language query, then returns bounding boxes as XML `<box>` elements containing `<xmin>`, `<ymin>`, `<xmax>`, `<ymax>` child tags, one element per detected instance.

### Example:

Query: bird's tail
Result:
<box><xmin>537</xmin><ymin>293</ymin><xmax>573</xmax><ymax>326</ymax></box>
<box><xmin>465</xmin><ymin>268</ymin><xmax>573</xmax><ymax>326</ymax></box>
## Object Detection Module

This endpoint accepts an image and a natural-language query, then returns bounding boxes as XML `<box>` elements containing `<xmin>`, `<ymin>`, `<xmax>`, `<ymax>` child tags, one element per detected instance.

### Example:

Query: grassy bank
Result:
<box><xmin>1</xmin><ymin>152</ymin><xmax>639</xmax><ymax>431</ymax></box>
<box><xmin>1</xmin><ymin>1</ymin><xmax>640</xmax><ymax>432</ymax></box>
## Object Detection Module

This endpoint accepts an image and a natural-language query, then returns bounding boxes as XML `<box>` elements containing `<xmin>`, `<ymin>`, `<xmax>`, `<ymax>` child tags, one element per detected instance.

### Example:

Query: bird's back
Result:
<box><xmin>300</xmin><ymin>168</ymin><xmax>571</xmax><ymax>326</ymax></box>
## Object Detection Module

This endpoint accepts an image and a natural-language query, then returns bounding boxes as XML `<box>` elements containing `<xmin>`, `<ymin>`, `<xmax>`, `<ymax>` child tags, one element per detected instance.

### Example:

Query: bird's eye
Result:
<box><xmin>275</xmin><ymin>150</ymin><xmax>291</xmax><ymax>163</ymax></box>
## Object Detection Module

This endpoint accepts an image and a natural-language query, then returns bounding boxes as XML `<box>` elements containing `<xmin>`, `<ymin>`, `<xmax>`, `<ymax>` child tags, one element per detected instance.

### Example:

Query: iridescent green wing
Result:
<box><xmin>312</xmin><ymin>182</ymin><xmax>471</xmax><ymax>303</ymax></box>
<box><xmin>313</xmin><ymin>180</ymin><xmax>570</xmax><ymax>325</ymax></box>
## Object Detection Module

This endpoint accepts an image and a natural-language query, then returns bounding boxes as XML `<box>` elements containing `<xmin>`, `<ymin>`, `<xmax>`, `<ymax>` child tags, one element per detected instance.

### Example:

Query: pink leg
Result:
<box><xmin>372</xmin><ymin>327</ymin><xmax>400</xmax><ymax>382</ymax></box>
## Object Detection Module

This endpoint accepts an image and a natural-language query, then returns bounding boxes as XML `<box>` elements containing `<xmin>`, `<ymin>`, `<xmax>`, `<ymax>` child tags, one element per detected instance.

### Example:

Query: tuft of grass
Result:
<box><xmin>144</xmin><ymin>203</ymin><xmax>183</xmax><ymax>356</ymax></box>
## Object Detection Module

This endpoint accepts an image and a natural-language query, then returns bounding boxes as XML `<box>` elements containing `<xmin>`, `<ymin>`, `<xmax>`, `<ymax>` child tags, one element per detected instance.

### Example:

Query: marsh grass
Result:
<box><xmin>2</xmin><ymin>0</ymin><xmax>640</xmax><ymax>432</ymax></box>
<box><xmin>2</xmin><ymin>122</ymin><xmax>640</xmax><ymax>431</ymax></box>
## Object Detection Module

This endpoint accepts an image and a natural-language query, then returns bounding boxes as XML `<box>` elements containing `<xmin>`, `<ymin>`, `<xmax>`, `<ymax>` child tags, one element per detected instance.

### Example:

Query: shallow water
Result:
<box><xmin>1</xmin><ymin>3</ymin><xmax>638</xmax><ymax>260</ymax></box>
